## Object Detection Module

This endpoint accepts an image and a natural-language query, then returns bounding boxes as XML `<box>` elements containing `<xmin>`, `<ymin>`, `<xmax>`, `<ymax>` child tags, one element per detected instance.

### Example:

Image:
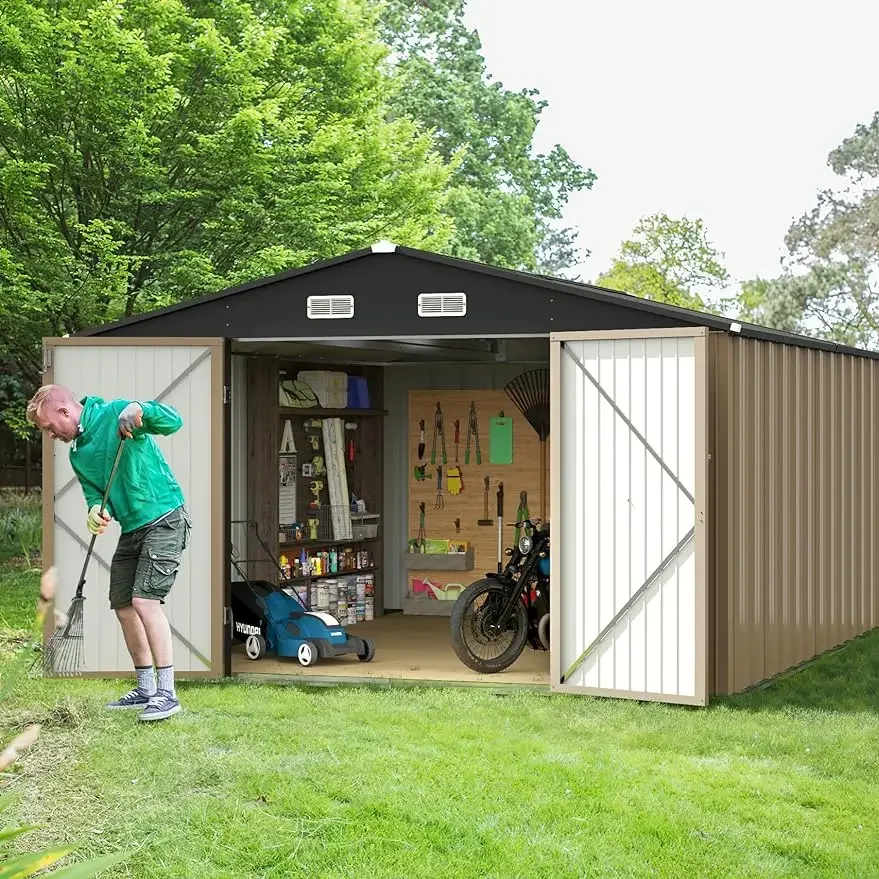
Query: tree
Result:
<box><xmin>746</xmin><ymin>112</ymin><xmax>879</xmax><ymax>348</ymax></box>
<box><xmin>0</xmin><ymin>0</ymin><xmax>456</xmax><ymax>436</ymax></box>
<box><xmin>594</xmin><ymin>213</ymin><xmax>731</xmax><ymax>313</ymax></box>
<box><xmin>378</xmin><ymin>0</ymin><xmax>595</xmax><ymax>275</ymax></box>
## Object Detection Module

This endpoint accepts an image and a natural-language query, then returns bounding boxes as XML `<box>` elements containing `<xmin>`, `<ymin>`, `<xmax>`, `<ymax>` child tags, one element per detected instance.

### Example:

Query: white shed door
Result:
<box><xmin>550</xmin><ymin>329</ymin><xmax>709</xmax><ymax>706</ymax></box>
<box><xmin>43</xmin><ymin>338</ymin><xmax>225</xmax><ymax>677</ymax></box>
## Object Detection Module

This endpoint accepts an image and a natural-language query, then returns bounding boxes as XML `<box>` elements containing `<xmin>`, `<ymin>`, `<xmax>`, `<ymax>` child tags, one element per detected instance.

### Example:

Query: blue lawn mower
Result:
<box><xmin>229</xmin><ymin>520</ymin><xmax>376</xmax><ymax>667</ymax></box>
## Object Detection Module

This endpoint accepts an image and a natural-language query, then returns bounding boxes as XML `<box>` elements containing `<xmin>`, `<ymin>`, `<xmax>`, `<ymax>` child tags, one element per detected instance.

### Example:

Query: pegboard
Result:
<box><xmin>406</xmin><ymin>390</ymin><xmax>549</xmax><ymax>595</ymax></box>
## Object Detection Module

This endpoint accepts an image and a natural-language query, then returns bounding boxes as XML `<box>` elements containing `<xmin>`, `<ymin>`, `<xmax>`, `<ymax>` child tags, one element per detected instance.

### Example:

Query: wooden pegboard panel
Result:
<box><xmin>406</xmin><ymin>390</ymin><xmax>549</xmax><ymax>593</ymax></box>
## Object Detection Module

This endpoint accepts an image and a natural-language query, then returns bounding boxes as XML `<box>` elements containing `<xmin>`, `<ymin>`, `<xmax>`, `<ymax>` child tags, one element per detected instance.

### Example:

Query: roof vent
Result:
<box><xmin>417</xmin><ymin>292</ymin><xmax>467</xmax><ymax>318</ymax></box>
<box><xmin>371</xmin><ymin>240</ymin><xmax>396</xmax><ymax>253</ymax></box>
<box><xmin>307</xmin><ymin>294</ymin><xmax>354</xmax><ymax>319</ymax></box>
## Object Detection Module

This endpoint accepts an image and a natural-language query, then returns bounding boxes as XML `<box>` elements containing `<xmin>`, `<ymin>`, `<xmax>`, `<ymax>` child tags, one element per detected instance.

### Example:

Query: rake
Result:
<box><xmin>43</xmin><ymin>438</ymin><xmax>125</xmax><ymax>677</ymax></box>
<box><xmin>504</xmin><ymin>369</ymin><xmax>550</xmax><ymax>521</ymax></box>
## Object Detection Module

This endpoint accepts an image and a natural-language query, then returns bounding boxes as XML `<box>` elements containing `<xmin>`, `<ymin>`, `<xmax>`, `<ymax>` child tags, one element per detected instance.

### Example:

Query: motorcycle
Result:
<box><xmin>450</xmin><ymin>518</ymin><xmax>550</xmax><ymax>673</ymax></box>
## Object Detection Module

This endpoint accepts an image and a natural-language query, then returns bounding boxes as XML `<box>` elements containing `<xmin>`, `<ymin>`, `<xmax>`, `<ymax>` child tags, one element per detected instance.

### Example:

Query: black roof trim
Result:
<box><xmin>77</xmin><ymin>244</ymin><xmax>879</xmax><ymax>360</ymax></box>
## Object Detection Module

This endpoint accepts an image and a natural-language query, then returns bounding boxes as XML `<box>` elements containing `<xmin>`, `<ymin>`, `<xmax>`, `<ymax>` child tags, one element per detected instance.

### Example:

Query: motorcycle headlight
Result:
<box><xmin>518</xmin><ymin>535</ymin><xmax>533</xmax><ymax>555</ymax></box>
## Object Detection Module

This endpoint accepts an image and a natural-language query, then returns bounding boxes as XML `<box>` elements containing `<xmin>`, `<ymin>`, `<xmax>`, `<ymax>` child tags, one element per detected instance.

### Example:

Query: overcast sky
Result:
<box><xmin>462</xmin><ymin>0</ymin><xmax>879</xmax><ymax>287</ymax></box>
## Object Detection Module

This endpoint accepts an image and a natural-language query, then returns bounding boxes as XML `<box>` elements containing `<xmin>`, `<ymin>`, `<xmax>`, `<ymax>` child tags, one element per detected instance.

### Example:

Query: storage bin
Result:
<box><xmin>347</xmin><ymin>376</ymin><xmax>370</xmax><ymax>409</ymax></box>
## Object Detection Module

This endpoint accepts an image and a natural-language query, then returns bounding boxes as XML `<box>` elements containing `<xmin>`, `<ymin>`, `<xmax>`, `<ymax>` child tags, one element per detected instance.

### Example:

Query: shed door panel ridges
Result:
<box><xmin>42</xmin><ymin>338</ymin><xmax>225</xmax><ymax>678</ymax></box>
<box><xmin>550</xmin><ymin>329</ymin><xmax>708</xmax><ymax>706</ymax></box>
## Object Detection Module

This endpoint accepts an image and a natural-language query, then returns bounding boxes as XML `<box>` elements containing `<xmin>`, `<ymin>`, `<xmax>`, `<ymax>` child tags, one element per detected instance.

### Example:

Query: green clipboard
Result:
<box><xmin>489</xmin><ymin>415</ymin><xmax>513</xmax><ymax>464</ymax></box>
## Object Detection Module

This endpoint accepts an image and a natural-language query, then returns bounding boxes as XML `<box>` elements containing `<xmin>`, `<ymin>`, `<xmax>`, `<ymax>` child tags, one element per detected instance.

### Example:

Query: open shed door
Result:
<box><xmin>41</xmin><ymin>337</ymin><xmax>226</xmax><ymax>678</ymax></box>
<box><xmin>550</xmin><ymin>329</ymin><xmax>709</xmax><ymax>705</ymax></box>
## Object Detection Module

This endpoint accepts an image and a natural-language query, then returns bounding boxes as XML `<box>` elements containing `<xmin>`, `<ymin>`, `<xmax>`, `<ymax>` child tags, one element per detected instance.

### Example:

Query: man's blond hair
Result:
<box><xmin>26</xmin><ymin>385</ymin><xmax>75</xmax><ymax>424</ymax></box>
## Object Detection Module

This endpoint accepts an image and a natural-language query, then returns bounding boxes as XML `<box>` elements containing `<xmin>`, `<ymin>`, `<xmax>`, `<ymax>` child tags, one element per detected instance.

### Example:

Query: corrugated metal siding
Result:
<box><xmin>50</xmin><ymin>344</ymin><xmax>216</xmax><ymax>674</ymax></box>
<box><xmin>711</xmin><ymin>333</ymin><xmax>879</xmax><ymax>694</ymax></box>
<box><xmin>382</xmin><ymin>362</ymin><xmax>545</xmax><ymax>609</ymax></box>
<box><xmin>554</xmin><ymin>334</ymin><xmax>705</xmax><ymax>703</ymax></box>
<box><xmin>230</xmin><ymin>356</ymin><xmax>248</xmax><ymax>582</ymax></box>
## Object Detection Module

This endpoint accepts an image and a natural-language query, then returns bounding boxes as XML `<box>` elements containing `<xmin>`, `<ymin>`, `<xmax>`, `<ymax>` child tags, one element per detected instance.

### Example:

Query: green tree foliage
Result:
<box><xmin>0</xmin><ymin>0</ymin><xmax>455</xmax><ymax>435</ymax></box>
<box><xmin>595</xmin><ymin>213</ymin><xmax>732</xmax><ymax>313</ymax></box>
<box><xmin>742</xmin><ymin>112</ymin><xmax>879</xmax><ymax>348</ymax></box>
<box><xmin>378</xmin><ymin>0</ymin><xmax>595</xmax><ymax>275</ymax></box>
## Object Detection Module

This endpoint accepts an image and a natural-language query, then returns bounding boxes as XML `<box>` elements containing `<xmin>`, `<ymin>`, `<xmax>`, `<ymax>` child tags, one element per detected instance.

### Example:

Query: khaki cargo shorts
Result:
<box><xmin>109</xmin><ymin>506</ymin><xmax>192</xmax><ymax>610</ymax></box>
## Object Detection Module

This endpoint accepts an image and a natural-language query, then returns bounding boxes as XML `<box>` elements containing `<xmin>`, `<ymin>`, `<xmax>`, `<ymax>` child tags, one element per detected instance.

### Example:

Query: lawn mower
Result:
<box><xmin>229</xmin><ymin>519</ymin><xmax>376</xmax><ymax>667</ymax></box>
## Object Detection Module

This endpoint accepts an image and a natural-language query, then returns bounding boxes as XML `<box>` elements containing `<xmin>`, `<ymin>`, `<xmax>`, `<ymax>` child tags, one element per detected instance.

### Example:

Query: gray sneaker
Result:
<box><xmin>137</xmin><ymin>689</ymin><xmax>181</xmax><ymax>722</ymax></box>
<box><xmin>107</xmin><ymin>688</ymin><xmax>153</xmax><ymax>710</ymax></box>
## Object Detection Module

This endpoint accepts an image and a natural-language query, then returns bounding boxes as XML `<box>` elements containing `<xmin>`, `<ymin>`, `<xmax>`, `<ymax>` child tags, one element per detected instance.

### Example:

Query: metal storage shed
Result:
<box><xmin>41</xmin><ymin>242</ymin><xmax>879</xmax><ymax>705</ymax></box>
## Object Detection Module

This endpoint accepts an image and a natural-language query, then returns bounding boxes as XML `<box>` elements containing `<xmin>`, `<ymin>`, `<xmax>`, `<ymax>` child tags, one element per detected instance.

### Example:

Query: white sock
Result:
<box><xmin>156</xmin><ymin>665</ymin><xmax>175</xmax><ymax>697</ymax></box>
<box><xmin>135</xmin><ymin>666</ymin><xmax>156</xmax><ymax>697</ymax></box>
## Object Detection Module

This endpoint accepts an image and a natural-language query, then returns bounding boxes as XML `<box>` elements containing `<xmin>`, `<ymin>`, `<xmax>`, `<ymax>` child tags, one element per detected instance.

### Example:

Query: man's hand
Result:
<box><xmin>118</xmin><ymin>402</ymin><xmax>143</xmax><ymax>439</ymax></box>
<box><xmin>87</xmin><ymin>504</ymin><xmax>110</xmax><ymax>535</ymax></box>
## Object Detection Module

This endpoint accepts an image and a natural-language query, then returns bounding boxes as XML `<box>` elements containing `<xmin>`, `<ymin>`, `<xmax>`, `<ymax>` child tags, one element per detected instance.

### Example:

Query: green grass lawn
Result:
<box><xmin>2</xmin><ymin>557</ymin><xmax>879</xmax><ymax>878</ymax></box>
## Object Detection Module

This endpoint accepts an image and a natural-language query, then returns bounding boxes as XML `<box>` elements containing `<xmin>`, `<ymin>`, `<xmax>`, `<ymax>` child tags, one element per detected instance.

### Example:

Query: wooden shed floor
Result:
<box><xmin>230</xmin><ymin>613</ymin><xmax>550</xmax><ymax>687</ymax></box>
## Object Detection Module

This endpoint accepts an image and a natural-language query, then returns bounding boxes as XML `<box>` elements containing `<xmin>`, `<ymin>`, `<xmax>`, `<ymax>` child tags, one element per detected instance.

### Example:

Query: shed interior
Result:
<box><xmin>228</xmin><ymin>334</ymin><xmax>553</xmax><ymax>685</ymax></box>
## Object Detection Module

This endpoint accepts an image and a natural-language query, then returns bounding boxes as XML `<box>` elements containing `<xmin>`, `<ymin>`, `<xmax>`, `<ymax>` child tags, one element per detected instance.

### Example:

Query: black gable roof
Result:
<box><xmin>78</xmin><ymin>243</ymin><xmax>879</xmax><ymax>359</ymax></box>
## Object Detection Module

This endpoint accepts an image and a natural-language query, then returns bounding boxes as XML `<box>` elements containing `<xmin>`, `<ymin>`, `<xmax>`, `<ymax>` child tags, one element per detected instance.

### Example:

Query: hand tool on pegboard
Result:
<box><xmin>515</xmin><ymin>490</ymin><xmax>530</xmax><ymax>544</ymax></box>
<box><xmin>418</xmin><ymin>420</ymin><xmax>425</xmax><ymax>461</ymax></box>
<box><xmin>431</xmin><ymin>402</ymin><xmax>447</xmax><ymax>465</ymax></box>
<box><xmin>465</xmin><ymin>401</ymin><xmax>481</xmax><ymax>465</ymax></box>
<box><xmin>417</xmin><ymin>501</ymin><xmax>427</xmax><ymax>549</ymax></box>
<box><xmin>434</xmin><ymin>465</ymin><xmax>444</xmax><ymax>510</ymax></box>
<box><xmin>478</xmin><ymin>475</ymin><xmax>492</xmax><ymax>526</ymax></box>
<box><xmin>496</xmin><ymin>481</ymin><xmax>504</xmax><ymax>573</ymax></box>
<box><xmin>454</xmin><ymin>419</ymin><xmax>460</xmax><ymax>462</ymax></box>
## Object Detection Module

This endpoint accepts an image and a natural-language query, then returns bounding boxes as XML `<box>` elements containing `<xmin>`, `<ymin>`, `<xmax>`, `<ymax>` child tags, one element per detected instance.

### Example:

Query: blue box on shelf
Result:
<box><xmin>347</xmin><ymin>376</ymin><xmax>370</xmax><ymax>409</ymax></box>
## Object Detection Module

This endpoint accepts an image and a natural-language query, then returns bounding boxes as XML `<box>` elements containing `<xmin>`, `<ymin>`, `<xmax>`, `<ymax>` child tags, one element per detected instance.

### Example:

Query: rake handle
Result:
<box><xmin>74</xmin><ymin>439</ymin><xmax>126</xmax><ymax>599</ymax></box>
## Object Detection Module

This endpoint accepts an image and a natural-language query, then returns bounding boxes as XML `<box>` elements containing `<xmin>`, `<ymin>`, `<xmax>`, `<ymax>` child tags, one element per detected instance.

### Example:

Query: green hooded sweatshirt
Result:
<box><xmin>70</xmin><ymin>396</ymin><xmax>185</xmax><ymax>534</ymax></box>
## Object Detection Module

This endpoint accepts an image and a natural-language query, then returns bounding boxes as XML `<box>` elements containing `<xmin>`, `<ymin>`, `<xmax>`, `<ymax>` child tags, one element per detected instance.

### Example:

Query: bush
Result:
<box><xmin>0</xmin><ymin>492</ymin><xmax>41</xmax><ymax>563</ymax></box>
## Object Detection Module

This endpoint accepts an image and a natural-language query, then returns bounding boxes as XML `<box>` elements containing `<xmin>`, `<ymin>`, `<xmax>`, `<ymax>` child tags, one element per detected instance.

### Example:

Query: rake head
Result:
<box><xmin>504</xmin><ymin>369</ymin><xmax>550</xmax><ymax>441</ymax></box>
<box><xmin>43</xmin><ymin>595</ymin><xmax>85</xmax><ymax>677</ymax></box>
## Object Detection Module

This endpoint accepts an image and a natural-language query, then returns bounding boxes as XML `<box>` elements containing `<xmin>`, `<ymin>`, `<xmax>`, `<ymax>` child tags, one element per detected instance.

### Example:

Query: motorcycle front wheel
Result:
<box><xmin>450</xmin><ymin>578</ymin><xmax>529</xmax><ymax>673</ymax></box>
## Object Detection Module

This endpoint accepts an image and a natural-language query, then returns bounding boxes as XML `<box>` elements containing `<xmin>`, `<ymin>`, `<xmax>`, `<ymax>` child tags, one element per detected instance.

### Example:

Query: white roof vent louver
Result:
<box><xmin>417</xmin><ymin>292</ymin><xmax>467</xmax><ymax>317</ymax></box>
<box><xmin>306</xmin><ymin>294</ymin><xmax>354</xmax><ymax>319</ymax></box>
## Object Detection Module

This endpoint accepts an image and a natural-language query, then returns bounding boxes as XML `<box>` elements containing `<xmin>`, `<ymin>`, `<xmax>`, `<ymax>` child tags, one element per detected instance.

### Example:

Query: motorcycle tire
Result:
<box><xmin>450</xmin><ymin>578</ymin><xmax>529</xmax><ymax>674</ymax></box>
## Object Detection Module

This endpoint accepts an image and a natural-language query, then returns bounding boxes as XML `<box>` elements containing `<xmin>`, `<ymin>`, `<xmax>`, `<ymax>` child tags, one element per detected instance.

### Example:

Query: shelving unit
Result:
<box><xmin>246</xmin><ymin>358</ymin><xmax>386</xmax><ymax>618</ymax></box>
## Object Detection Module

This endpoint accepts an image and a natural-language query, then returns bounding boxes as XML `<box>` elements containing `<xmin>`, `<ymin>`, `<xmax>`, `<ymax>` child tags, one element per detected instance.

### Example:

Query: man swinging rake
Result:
<box><xmin>27</xmin><ymin>384</ymin><xmax>191</xmax><ymax>722</ymax></box>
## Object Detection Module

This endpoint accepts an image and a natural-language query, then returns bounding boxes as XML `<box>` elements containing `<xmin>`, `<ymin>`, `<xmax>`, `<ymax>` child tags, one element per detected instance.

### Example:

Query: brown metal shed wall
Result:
<box><xmin>710</xmin><ymin>332</ymin><xmax>879</xmax><ymax>695</ymax></box>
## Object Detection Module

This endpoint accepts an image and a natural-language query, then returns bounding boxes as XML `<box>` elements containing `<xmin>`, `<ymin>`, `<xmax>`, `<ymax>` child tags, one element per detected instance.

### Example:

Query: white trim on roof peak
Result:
<box><xmin>371</xmin><ymin>240</ymin><xmax>396</xmax><ymax>253</ymax></box>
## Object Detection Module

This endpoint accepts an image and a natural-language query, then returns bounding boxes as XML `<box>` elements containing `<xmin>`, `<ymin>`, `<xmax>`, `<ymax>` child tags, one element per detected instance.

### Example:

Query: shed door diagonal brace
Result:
<box><xmin>56</xmin><ymin>517</ymin><xmax>211</xmax><ymax>670</ymax></box>
<box><xmin>54</xmin><ymin>349</ymin><xmax>213</xmax><ymax>505</ymax></box>
<box><xmin>561</xmin><ymin>528</ymin><xmax>695</xmax><ymax>683</ymax></box>
<box><xmin>561</xmin><ymin>342</ymin><xmax>695</xmax><ymax>504</ymax></box>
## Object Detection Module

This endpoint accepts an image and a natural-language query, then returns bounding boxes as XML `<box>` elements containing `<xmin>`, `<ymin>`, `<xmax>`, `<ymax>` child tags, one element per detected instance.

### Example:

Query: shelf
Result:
<box><xmin>283</xmin><ymin>566</ymin><xmax>377</xmax><ymax>584</ymax></box>
<box><xmin>403</xmin><ymin>548</ymin><xmax>474</xmax><ymax>571</ymax></box>
<box><xmin>280</xmin><ymin>537</ymin><xmax>380</xmax><ymax>550</ymax></box>
<box><xmin>279</xmin><ymin>407</ymin><xmax>387</xmax><ymax>417</ymax></box>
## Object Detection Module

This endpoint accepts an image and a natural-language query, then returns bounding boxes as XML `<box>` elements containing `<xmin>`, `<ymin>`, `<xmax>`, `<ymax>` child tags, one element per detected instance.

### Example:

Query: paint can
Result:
<box><xmin>316</xmin><ymin>582</ymin><xmax>330</xmax><ymax>610</ymax></box>
<box><xmin>365</xmin><ymin>598</ymin><xmax>374</xmax><ymax>621</ymax></box>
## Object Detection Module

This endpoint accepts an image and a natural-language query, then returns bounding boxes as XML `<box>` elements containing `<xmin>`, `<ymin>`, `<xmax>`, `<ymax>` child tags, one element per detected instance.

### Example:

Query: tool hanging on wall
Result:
<box><xmin>454</xmin><ymin>517</ymin><xmax>460</xmax><ymax>534</ymax></box>
<box><xmin>454</xmin><ymin>419</ymin><xmax>460</xmax><ymax>462</ymax></box>
<box><xmin>309</xmin><ymin>480</ymin><xmax>324</xmax><ymax>509</ymax></box>
<box><xmin>489</xmin><ymin>410</ymin><xmax>513</xmax><ymax>465</ymax></box>
<box><xmin>417</xmin><ymin>501</ymin><xmax>427</xmax><ymax>550</ymax></box>
<box><xmin>446</xmin><ymin>464</ymin><xmax>462</xmax><ymax>495</ymax></box>
<box><xmin>307</xmin><ymin>434</ymin><xmax>320</xmax><ymax>451</ymax></box>
<box><xmin>413</xmin><ymin>463</ymin><xmax>428</xmax><ymax>481</ymax></box>
<box><xmin>478</xmin><ymin>475</ymin><xmax>492</xmax><ymax>526</ymax></box>
<box><xmin>434</xmin><ymin>465</ymin><xmax>444</xmax><ymax>510</ymax></box>
<box><xmin>515</xmin><ymin>491</ymin><xmax>530</xmax><ymax>544</ymax></box>
<box><xmin>496</xmin><ymin>481</ymin><xmax>504</xmax><ymax>573</ymax></box>
<box><xmin>311</xmin><ymin>455</ymin><xmax>325</xmax><ymax>476</ymax></box>
<box><xmin>431</xmin><ymin>403</ymin><xmax>447</xmax><ymax>465</ymax></box>
<box><xmin>344</xmin><ymin>422</ymin><xmax>358</xmax><ymax>463</ymax></box>
<box><xmin>418</xmin><ymin>420</ymin><xmax>425</xmax><ymax>460</ymax></box>
<box><xmin>504</xmin><ymin>369</ymin><xmax>550</xmax><ymax>521</ymax></box>
<box><xmin>464</xmin><ymin>401</ymin><xmax>482</xmax><ymax>465</ymax></box>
